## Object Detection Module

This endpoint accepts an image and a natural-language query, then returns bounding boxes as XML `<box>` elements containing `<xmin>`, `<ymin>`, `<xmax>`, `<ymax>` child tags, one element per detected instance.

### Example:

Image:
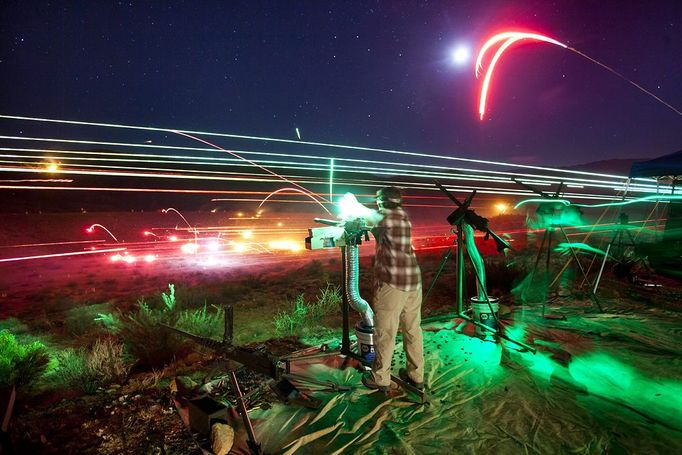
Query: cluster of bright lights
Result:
<box><xmin>180</xmin><ymin>243</ymin><xmax>199</xmax><ymax>254</ymax></box>
<box><xmin>230</xmin><ymin>241</ymin><xmax>248</xmax><ymax>253</ymax></box>
<box><xmin>267</xmin><ymin>240</ymin><xmax>303</xmax><ymax>252</ymax></box>
<box><xmin>494</xmin><ymin>202</ymin><xmax>509</xmax><ymax>214</ymax></box>
<box><xmin>110</xmin><ymin>252</ymin><xmax>156</xmax><ymax>264</ymax></box>
<box><xmin>45</xmin><ymin>161</ymin><xmax>60</xmax><ymax>173</ymax></box>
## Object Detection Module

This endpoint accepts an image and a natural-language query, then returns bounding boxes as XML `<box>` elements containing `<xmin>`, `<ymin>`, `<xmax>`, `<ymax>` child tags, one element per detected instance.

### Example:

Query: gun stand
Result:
<box><xmin>433</xmin><ymin>181</ymin><xmax>536</xmax><ymax>353</ymax></box>
<box><xmin>592</xmin><ymin>213</ymin><xmax>641</xmax><ymax>295</ymax></box>
<box><xmin>512</xmin><ymin>178</ymin><xmax>603</xmax><ymax>315</ymax></box>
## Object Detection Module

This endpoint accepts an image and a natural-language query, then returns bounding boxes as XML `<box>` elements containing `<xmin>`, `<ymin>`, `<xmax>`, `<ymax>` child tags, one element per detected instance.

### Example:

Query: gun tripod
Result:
<box><xmin>428</xmin><ymin>181</ymin><xmax>536</xmax><ymax>353</ymax></box>
<box><xmin>526</xmin><ymin>222</ymin><xmax>603</xmax><ymax>315</ymax></box>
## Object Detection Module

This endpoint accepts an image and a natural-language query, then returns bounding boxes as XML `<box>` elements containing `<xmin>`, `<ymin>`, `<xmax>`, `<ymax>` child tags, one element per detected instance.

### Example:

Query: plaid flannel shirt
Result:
<box><xmin>372</xmin><ymin>206</ymin><xmax>421</xmax><ymax>291</ymax></box>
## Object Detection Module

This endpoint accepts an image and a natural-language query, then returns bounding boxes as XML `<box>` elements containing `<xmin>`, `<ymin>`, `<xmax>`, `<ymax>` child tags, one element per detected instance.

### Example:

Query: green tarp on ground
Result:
<box><xmin>228</xmin><ymin>302</ymin><xmax>682</xmax><ymax>454</ymax></box>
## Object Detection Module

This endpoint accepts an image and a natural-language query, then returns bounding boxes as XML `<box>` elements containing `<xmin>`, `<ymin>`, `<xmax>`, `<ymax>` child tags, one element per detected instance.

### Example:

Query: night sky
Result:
<box><xmin>1</xmin><ymin>0</ymin><xmax>681</xmax><ymax>167</ymax></box>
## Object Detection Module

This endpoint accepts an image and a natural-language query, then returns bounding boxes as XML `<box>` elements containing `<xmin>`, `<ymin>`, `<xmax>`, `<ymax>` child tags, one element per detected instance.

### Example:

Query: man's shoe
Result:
<box><xmin>362</xmin><ymin>373</ymin><xmax>397</xmax><ymax>392</ymax></box>
<box><xmin>399</xmin><ymin>368</ymin><xmax>424</xmax><ymax>390</ymax></box>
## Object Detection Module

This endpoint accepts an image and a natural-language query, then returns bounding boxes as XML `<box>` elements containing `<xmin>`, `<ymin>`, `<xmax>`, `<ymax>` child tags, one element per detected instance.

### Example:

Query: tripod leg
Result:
<box><xmin>543</xmin><ymin>229</ymin><xmax>554</xmax><ymax>317</ymax></box>
<box><xmin>531</xmin><ymin>229</ymin><xmax>549</xmax><ymax>282</ymax></box>
<box><xmin>592</xmin><ymin>243</ymin><xmax>612</xmax><ymax>295</ymax></box>
<box><xmin>422</xmin><ymin>236</ymin><xmax>457</xmax><ymax>306</ymax></box>
<box><xmin>558</xmin><ymin>226</ymin><xmax>603</xmax><ymax>312</ymax></box>
<box><xmin>525</xmin><ymin>229</ymin><xmax>548</xmax><ymax>305</ymax></box>
<box><xmin>457</xmin><ymin>223</ymin><xmax>465</xmax><ymax>315</ymax></box>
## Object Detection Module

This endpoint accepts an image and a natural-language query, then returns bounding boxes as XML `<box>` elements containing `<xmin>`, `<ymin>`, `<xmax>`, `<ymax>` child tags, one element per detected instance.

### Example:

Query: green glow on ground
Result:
<box><xmin>568</xmin><ymin>353</ymin><xmax>682</xmax><ymax>428</ymax></box>
<box><xmin>511</xmin><ymin>273</ymin><xmax>549</xmax><ymax>304</ymax></box>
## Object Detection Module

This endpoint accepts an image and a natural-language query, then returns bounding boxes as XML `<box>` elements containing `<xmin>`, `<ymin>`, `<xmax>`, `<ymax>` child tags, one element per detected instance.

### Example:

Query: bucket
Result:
<box><xmin>470</xmin><ymin>296</ymin><xmax>500</xmax><ymax>337</ymax></box>
<box><xmin>354</xmin><ymin>322</ymin><xmax>375</xmax><ymax>362</ymax></box>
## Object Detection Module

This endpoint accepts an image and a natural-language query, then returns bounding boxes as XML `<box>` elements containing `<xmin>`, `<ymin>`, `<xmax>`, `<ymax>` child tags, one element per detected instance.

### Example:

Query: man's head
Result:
<box><xmin>376</xmin><ymin>186</ymin><xmax>402</xmax><ymax>209</ymax></box>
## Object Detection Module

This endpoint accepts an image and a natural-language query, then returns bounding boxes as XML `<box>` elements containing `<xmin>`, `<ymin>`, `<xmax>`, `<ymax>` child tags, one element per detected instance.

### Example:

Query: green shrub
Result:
<box><xmin>0</xmin><ymin>330</ymin><xmax>51</xmax><ymax>388</ymax></box>
<box><xmin>274</xmin><ymin>295</ymin><xmax>310</xmax><ymax>337</ymax></box>
<box><xmin>176</xmin><ymin>304</ymin><xmax>225</xmax><ymax>339</ymax></box>
<box><xmin>52</xmin><ymin>348</ymin><xmax>99</xmax><ymax>394</ymax></box>
<box><xmin>161</xmin><ymin>283</ymin><xmax>176</xmax><ymax>311</ymax></box>
<box><xmin>95</xmin><ymin>284</ymin><xmax>192</xmax><ymax>369</ymax></box>
<box><xmin>118</xmin><ymin>298</ymin><xmax>186</xmax><ymax>369</ymax></box>
<box><xmin>274</xmin><ymin>284</ymin><xmax>342</xmax><ymax>337</ymax></box>
<box><xmin>311</xmin><ymin>283</ymin><xmax>342</xmax><ymax>318</ymax></box>
<box><xmin>94</xmin><ymin>312</ymin><xmax>120</xmax><ymax>333</ymax></box>
<box><xmin>52</xmin><ymin>338</ymin><xmax>130</xmax><ymax>394</ymax></box>
<box><xmin>64</xmin><ymin>302</ymin><xmax>113</xmax><ymax>336</ymax></box>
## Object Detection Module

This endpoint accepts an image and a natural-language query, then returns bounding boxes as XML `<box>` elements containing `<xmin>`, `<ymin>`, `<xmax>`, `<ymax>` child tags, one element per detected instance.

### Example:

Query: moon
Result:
<box><xmin>451</xmin><ymin>45</ymin><xmax>470</xmax><ymax>65</ymax></box>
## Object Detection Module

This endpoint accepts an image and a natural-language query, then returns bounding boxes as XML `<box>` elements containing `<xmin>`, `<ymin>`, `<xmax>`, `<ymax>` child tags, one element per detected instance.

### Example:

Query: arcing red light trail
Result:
<box><xmin>476</xmin><ymin>31</ymin><xmax>682</xmax><ymax>120</ymax></box>
<box><xmin>86</xmin><ymin>224</ymin><xmax>120</xmax><ymax>243</ymax></box>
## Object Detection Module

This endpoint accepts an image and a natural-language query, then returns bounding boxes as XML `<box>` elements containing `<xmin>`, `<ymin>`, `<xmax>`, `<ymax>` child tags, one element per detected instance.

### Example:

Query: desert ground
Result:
<box><xmin>1</xmin><ymin>210</ymin><xmax>681</xmax><ymax>454</ymax></box>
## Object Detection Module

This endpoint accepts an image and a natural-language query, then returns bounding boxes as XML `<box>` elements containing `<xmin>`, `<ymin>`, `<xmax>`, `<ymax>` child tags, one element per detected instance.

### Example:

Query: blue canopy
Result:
<box><xmin>629</xmin><ymin>149</ymin><xmax>682</xmax><ymax>178</ymax></box>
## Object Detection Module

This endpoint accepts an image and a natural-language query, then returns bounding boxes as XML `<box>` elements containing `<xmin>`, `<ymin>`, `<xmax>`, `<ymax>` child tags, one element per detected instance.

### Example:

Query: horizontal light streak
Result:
<box><xmin>0</xmin><ymin>160</ymin><xmax>629</xmax><ymax>202</ymax></box>
<box><xmin>0</xmin><ymin>151</ymin><xmax>667</xmax><ymax>200</ymax></box>
<box><xmin>0</xmin><ymin>183</ymin><xmax>632</xmax><ymax>204</ymax></box>
<box><xmin>0</xmin><ymin>239</ymin><xmax>105</xmax><ymax>249</ymax></box>
<box><xmin>0</xmin><ymin>113</ymin><xmax>657</xmax><ymax>183</ymax></box>
<box><xmin>0</xmin><ymin>140</ymin><xmax>667</xmax><ymax>195</ymax></box>
<box><xmin>0</xmin><ymin>247</ymin><xmax>126</xmax><ymax>263</ymax></box>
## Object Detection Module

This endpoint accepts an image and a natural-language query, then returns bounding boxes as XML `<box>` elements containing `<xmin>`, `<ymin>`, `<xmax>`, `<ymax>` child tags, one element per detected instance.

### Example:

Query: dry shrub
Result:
<box><xmin>52</xmin><ymin>338</ymin><xmax>130</xmax><ymax>394</ymax></box>
<box><xmin>87</xmin><ymin>338</ymin><xmax>130</xmax><ymax>384</ymax></box>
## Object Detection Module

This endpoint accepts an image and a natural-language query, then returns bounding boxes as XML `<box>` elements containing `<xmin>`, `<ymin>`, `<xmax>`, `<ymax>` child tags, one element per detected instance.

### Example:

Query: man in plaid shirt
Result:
<box><xmin>362</xmin><ymin>186</ymin><xmax>424</xmax><ymax>392</ymax></box>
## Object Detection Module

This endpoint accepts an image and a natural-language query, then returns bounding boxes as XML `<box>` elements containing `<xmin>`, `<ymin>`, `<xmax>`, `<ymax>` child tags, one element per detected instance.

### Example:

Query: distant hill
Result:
<box><xmin>562</xmin><ymin>158</ymin><xmax>646</xmax><ymax>176</ymax></box>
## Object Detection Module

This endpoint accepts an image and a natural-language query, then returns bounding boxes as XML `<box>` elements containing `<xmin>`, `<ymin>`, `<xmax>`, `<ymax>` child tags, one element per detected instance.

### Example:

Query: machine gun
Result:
<box><xmin>302</xmin><ymin>207</ymin><xmax>427</xmax><ymax>401</ymax></box>
<box><xmin>435</xmin><ymin>180</ymin><xmax>512</xmax><ymax>253</ymax></box>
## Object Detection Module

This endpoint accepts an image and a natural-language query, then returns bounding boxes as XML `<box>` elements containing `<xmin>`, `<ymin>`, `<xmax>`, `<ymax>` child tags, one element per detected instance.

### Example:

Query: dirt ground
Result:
<box><xmin>2</xmin><ymin>212</ymin><xmax>682</xmax><ymax>454</ymax></box>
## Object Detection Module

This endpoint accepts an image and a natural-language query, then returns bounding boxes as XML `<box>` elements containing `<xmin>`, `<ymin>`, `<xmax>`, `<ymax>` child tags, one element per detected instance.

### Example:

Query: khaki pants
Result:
<box><xmin>371</xmin><ymin>282</ymin><xmax>424</xmax><ymax>387</ymax></box>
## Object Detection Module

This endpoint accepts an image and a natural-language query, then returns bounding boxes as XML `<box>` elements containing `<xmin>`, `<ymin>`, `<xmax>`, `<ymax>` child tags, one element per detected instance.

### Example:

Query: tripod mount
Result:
<box><xmin>433</xmin><ymin>181</ymin><xmax>535</xmax><ymax>353</ymax></box>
